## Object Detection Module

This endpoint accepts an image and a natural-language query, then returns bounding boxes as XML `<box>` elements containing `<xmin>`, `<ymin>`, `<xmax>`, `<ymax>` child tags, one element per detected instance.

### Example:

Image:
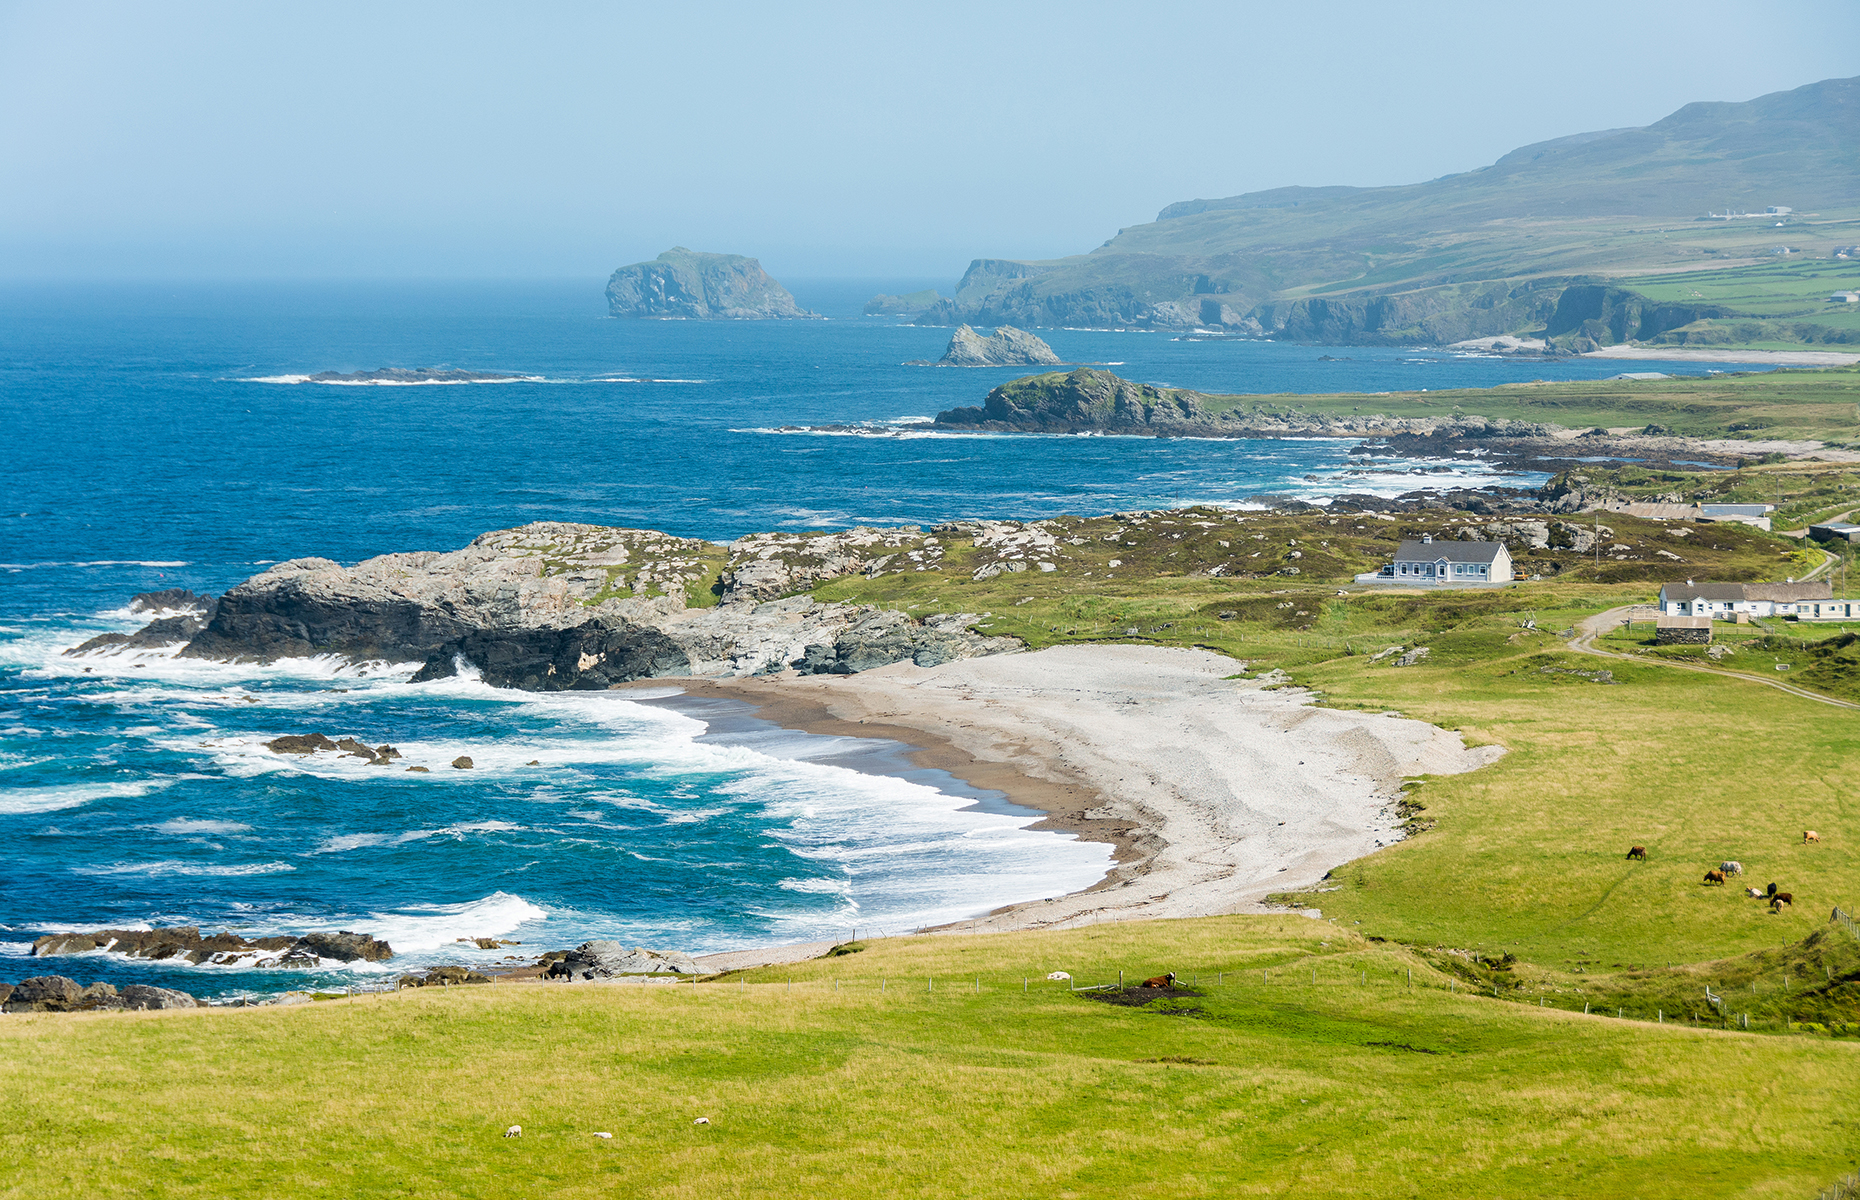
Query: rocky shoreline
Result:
<box><xmin>6</xmin><ymin>928</ymin><xmax>712</xmax><ymax>1012</ymax></box>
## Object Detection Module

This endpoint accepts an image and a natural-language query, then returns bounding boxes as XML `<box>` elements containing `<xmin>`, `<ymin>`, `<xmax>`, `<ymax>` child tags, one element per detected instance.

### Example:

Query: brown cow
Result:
<box><xmin>1703</xmin><ymin>870</ymin><xmax>1726</xmax><ymax>886</ymax></box>
<box><xmin>1626</xmin><ymin>846</ymin><xmax>1647</xmax><ymax>861</ymax></box>
<box><xmin>1771</xmin><ymin>893</ymin><xmax>1794</xmax><ymax>909</ymax></box>
<box><xmin>1805</xmin><ymin>831</ymin><xmax>1820</xmax><ymax>844</ymax></box>
<box><xmin>1141</xmin><ymin>972</ymin><xmax>1177</xmax><ymax>989</ymax></box>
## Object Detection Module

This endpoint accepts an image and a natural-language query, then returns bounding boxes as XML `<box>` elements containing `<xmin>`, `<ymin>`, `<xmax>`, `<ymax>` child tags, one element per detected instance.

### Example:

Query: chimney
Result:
<box><xmin>1422</xmin><ymin>534</ymin><xmax>1432</xmax><ymax>544</ymax></box>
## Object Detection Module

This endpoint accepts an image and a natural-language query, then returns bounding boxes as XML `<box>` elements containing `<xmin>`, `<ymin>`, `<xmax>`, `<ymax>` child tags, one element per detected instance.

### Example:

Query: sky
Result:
<box><xmin>0</xmin><ymin>1</ymin><xmax>1854</xmax><ymax>283</ymax></box>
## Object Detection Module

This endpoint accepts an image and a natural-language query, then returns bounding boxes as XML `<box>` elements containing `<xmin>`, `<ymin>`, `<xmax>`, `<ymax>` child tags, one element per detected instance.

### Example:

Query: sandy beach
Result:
<box><xmin>659</xmin><ymin>645</ymin><xmax>1502</xmax><ymax>964</ymax></box>
<box><xmin>1581</xmin><ymin>345</ymin><xmax>1860</xmax><ymax>366</ymax></box>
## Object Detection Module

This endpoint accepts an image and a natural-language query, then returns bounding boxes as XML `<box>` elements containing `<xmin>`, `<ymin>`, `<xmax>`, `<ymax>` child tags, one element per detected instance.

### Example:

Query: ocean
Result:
<box><xmin>0</xmin><ymin>277</ymin><xmax>1761</xmax><ymax>997</ymax></box>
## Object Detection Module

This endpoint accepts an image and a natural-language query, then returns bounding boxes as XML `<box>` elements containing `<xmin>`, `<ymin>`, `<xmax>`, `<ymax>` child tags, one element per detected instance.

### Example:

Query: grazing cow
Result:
<box><xmin>1771</xmin><ymin>892</ymin><xmax>1793</xmax><ymax>909</ymax></box>
<box><xmin>1720</xmin><ymin>861</ymin><xmax>1743</xmax><ymax>876</ymax></box>
<box><xmin>1745</xmin><ymin>887</ymin><xmax>1765</xmax><ymax>899</ymax></box>
<box><xmin>1626</xmin><ymin>846</ymin><xmax>1647</xmax><ymax>861</ymax></box>
<box><xmin>1805</xmin><ymin>831</ymin><xmax>1820</xmax><ymax>844</ymax></box>
<box><xmin>504</xmin><ymin>1125</ymin><xmax>522</xmax><ymax>1138</ymax></box>
<box><xmin>1703</xmin><ymin>870</ymin><xmax>1726</xmax><ymax>886</ymax></box>
<box><xmin>1141</xmin><ymin>972</ymin><xmax>1177</xmax><ymax>989</ymax></box>
<box><xmin>1767</xmin><ymin>882</ymin><xmax>1778</xmax><ymax>898</ymax></box>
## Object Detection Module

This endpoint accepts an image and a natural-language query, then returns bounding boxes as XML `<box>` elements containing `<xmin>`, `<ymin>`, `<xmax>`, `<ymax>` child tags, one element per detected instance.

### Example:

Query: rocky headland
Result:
<box><xmin>70</xmin><ymin>522</ymin><xmax>1021</xmax><ymax>689</ymax></box>
<box><xmin>606</xmin><ymin>247</ymin><xmax>819</xmax><ymax>320</ymax></box>
<box><xmin>932</xmin><ymin>368</ymin><xmax>1758</xmax><ymax>483</ymax></box>
<box><xmin>909</xmin><ymin>324</ymin><xmax>1063</xmax><ymax>367</ymax></box>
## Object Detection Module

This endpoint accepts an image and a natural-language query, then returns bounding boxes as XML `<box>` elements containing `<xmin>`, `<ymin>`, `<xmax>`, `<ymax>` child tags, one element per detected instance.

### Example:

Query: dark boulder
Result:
<box><xmin>297</xmin><ymin>931</ymin><xmax>394</xmax><ymax>963</ymax></box>
<box><xmin>5</xmin><ymin>975</ymin><xmax>83</xmax><ymax>1012</ymax></box>
<box><xmin>116</xmin><ymin>984</ymin><xmax>201</xmax><ymax>1010</ymax></box>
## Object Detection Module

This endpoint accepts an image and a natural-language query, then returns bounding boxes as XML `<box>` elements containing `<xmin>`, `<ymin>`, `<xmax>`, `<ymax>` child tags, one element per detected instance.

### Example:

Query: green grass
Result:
<box><xmin>1617</xmin><ymin>258</ymin><xmax>1860</xmax><ymax>322</ymax></box>
<box><xmin>4</xmin><ymin>919</ymin><xmax>1857</xmax><ymax>1199</ymax></box>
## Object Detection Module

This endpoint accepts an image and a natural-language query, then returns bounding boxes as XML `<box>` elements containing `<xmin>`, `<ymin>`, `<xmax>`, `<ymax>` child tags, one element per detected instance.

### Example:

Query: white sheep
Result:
<box><xmin>693</xmin><ymin>1117</ymin><xmax>711</xmax><ymax>1126</ymax></box>
<box><xmin>504</xmin><ymin>1125</ymin><xmax>522</xmax><ymax>1138</ymax></box>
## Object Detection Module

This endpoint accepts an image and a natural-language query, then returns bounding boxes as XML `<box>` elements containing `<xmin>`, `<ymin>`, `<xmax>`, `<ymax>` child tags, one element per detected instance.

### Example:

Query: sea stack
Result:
<box><xmin>918</xmin><ymin>324</ymin><xmax>1063</xmax><ymax>367</ymax></box>
<box><xmin>605</xmin><ymin>247</ymin><xmax>819</xmax><ymax>319</ymax></box>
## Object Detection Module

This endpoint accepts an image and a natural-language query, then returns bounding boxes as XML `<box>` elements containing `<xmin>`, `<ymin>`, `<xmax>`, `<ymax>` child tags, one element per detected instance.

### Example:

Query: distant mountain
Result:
<box><xmin>918</xmin><ymin>76</ymin><xmax>1859</xmax><ymax>346</ymax></box>
<box><xmin>607</xmin><ymin>248</ymin><xmax>819</xmax><ymax>319</ymax></box>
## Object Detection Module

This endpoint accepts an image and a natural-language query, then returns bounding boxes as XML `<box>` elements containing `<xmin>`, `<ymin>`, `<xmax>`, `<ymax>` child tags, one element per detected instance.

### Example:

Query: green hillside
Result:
<box><xmin>918</xmin><ymin>76</ymin><xmax>1860</xmax><ymax>348</ymax></box>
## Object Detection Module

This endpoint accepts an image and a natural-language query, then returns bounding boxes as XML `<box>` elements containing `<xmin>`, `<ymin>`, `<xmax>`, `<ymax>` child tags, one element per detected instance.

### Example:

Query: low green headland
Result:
<box><xmin>1211</xmin><ymin>364</ymin><xmax>1860</xmax><ymax>444</ymax></box>
<box><xmin>10</xmin><ymin>375</ymin><xmax>1860</xmax><ymax>1197</ymax></box>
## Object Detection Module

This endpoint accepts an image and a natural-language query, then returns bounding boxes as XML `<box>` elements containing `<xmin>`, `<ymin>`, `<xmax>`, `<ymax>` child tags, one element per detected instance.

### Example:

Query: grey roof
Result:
<box><xmin>1660</xmin><ymin>582</ymin><xmax>1749</xmax><ymax>602</ymax></box>
<box><xmin>1744</xmin><ymin>581</ymin><xmax>1833</xmax><ymax>602</ymax></box>
<box><xmin>1657</xmin><ymin>614</ymin><xmax>1712</xmax><ymax>628</ymax></box>
<box><xmin>1394</xmin><ymin>540</ymin><xmax>1504</xmax><ymax>563</ymax></box>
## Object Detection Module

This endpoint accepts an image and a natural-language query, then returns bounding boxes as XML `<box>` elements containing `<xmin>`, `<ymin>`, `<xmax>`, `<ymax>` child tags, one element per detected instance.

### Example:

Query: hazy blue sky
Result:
<box><xmin>1</xmin><ymin>1</ymin><xmax>1853</xmax><ymax>282</ymax></box>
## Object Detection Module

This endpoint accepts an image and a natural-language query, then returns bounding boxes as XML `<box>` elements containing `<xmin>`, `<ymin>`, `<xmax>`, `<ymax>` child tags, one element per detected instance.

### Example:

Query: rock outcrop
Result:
<box><xmin>606</xmin><ymin>248</ymin><xmax>819</xmax><ymax>320</ymax></box>
<box><xmin>911</xmin><ymin>324</ymin><xmax>1063</xmax><ymax>367</ymax></box>
<box><xmin>544</xmin><ymin>942</ymin><xmax>699</xmax><ymax>980</ymax></box>
<box><xmin>77</xmin><ymin>522</ymin><xmax>1020</xmax><ymax>691</ymax></box>
<box><xmin>31</xmin><ymin>926</ymin><xmax>392</xmax><ymax>968</ymax></box>
<box><xmin>68</xmin><ymin>589</ymin><xmax>218</xmax><ymax>656</ymax></box>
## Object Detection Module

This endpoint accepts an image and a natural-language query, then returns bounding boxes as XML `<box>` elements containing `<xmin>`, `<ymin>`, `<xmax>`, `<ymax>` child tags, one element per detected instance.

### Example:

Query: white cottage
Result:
<box><xmin>1361</xmin><ymin>535</ymin><xmax>1513</xmax><ymax>586</ymax></box>
<box><xmin>1657</xmin><ymin>580</ymin><xmax>1836</xmax><ymax>619</ymax></box>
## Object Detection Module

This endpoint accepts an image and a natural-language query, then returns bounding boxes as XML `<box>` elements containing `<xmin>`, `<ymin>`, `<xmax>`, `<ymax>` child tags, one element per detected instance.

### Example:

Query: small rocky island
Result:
<box><xmin>910</xmin><ymin>324</ymin><xmax>1063</xmax><ymax>367</ymax></box>
<box><xmin>863</xmin><ymin>288</ymin><xmax>944</xmax><ymax>316</ymax></box>
<box><xmin>300</xmin><ymin>368</ymin><xmax>534</xmax><ymax>384</ymax></box>
<box><xmin>606</xmin><ymin>247</ymin><xmax>820</xmax><ymax>319</ymax></box>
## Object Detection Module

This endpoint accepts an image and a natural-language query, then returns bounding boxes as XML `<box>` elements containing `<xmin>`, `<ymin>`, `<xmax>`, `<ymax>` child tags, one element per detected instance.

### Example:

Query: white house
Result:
<box><xmin>1360</xmin><ymin>535</ymin><xmax>1513</xmax><ymax>586</ymax></box>
<box><xmin>1658</xmin><ymin>580</ymin><xmax>1835</xmax><ymax>619</ymax></box>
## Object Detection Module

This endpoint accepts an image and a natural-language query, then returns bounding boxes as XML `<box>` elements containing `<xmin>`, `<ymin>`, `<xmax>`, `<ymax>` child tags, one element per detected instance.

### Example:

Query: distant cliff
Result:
<box><xmin>911</xmin><ymin>325</ymin><xmax>1063</xmax><ymax>367</ymax></box>
<box><xmin>606</xmin><ymin>248</ymin><xmax>819</xmax><ymax>320</ymax></box>
<box><xmin>909</xmin><ymin>77</ymin><xmax>1858</xmax><ymax>345</ymax></box>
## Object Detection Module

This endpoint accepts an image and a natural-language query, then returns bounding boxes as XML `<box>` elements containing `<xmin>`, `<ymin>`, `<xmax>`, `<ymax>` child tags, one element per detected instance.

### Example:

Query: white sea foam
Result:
<box><xmin>359</xmin><ymin>891</ymin><xmax>547</xmax><ymax>952</ymax></box>
<box><xmin>0</xmin><ymin>779</ymin><xmax>173</xmax><ymax>815</ymax></box>
<box><xmin>0</xmin><ymin>560</ymin><xmax>190</xmax><ymax>570</ymax></box>
<box><xmin>150</xmin><ymin>817</ymin><xmax>254</xmax><ymax>835</ymax></box>
<box><xmin>76</xmin><ymin>860</ymin><xmax>296</xmax><ymax>878</ymax></box>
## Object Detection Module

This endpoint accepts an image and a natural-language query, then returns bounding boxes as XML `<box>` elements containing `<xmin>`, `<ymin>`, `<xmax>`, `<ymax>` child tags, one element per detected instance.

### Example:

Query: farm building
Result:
<box><xmin>1358</xmin><ymin>535</ymin><xmax>1513</xmax><ymax>587</ymax></box>
<box><xmin>1655</xmin><ymin>614</ymin><xmax>1712</xmax><ymax>644</ymax></box>
<box><xmin>1808</xmin><ymin>522</ymin><xmax>1860</xmax><ymax>543</ymax></box>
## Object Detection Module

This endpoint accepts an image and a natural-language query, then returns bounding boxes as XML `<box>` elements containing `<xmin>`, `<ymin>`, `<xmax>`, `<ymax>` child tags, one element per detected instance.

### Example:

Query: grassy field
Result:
<box><xmin>1616</xmin><ymin>258</ymin><xmax>1860</xmax><ymax>333</ymax></box>
<box><xmin>1197</xmin><ymin>365</ymin><xmax>1860</xmax><ymax>444</ymax></box>
<box><xmin>3</xmin><ymin>919</ymin><xmax>1856</xmax><ymax>1200</ymax></box>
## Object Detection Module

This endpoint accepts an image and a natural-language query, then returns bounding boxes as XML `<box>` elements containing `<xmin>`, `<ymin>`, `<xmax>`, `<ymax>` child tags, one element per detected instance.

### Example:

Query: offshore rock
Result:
<box><xmin>912</xmin><ymin>324</ymin><xmax>1063</xmax><ymax>367</ymax></box>
<box><xmin>937</xmin><ymin>368</ymin><xmax>1209</xmax><ymax>432</ymax></box>
<box><xmin>31</xmin><ymin>925</ymin><xmax>390</xmax><ymax>967</ymax></box>
<box><xmin>606</xmin><ymin>247</ymin><xmax>820</xmax><ymax>320</ymax></box>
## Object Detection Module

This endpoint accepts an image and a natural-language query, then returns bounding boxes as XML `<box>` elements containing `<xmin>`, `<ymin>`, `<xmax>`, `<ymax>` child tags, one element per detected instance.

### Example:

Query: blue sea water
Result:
<box><xmin>0</xmin><ymin>278</ymin><xmax>1770</xmax><ymax>997</ymax></box>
